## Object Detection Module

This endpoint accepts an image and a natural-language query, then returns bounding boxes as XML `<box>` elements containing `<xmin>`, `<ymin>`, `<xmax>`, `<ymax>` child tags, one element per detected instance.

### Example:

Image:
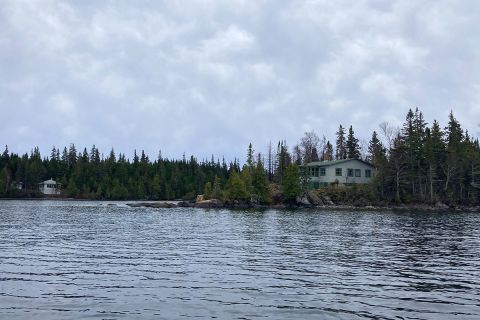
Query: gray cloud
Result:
<box><xmin>1</xmin><ymin>0</ymin><xmax>479</xmax><ymax>161</ymax></box>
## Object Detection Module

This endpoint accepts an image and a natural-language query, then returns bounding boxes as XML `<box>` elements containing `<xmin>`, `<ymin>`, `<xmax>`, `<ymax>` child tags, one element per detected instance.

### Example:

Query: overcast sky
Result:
<box><xmin>1</xmin><ymin>0</ymin><xmax>479</xmax><ymax>161</ymax></box>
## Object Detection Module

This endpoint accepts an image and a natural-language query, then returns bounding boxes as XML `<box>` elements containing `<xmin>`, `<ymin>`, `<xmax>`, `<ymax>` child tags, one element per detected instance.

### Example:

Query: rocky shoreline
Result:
<box><xmin>126</xmin><ymin>198</ymin><xmax>480</xmax><ymax>212</ymax></box>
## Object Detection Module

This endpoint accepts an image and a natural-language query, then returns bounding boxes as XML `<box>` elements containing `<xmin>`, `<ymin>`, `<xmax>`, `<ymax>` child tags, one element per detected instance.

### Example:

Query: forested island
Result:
<box><xmin>1</xmin><ymin>108</ymin><xmax>479</xmax><ymax>208</ymax></box>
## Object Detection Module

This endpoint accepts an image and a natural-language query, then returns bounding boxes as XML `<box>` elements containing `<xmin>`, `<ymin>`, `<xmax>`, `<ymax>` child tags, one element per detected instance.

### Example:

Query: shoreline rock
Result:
<box><xmin>126</xmin><ymin>201</ymin><xmax>480</xmax><ymax>212</ymax></box>
<box><xmin>127</xmin><ymin>202</ymin><xmax>178</xmax><ymax>208</ymax></box>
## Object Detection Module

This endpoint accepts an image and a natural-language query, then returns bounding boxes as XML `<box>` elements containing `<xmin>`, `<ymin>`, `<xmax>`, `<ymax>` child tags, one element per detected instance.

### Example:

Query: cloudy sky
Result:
<box><xmin>1</xmin><ymin>0</ymin><xmax>479</xmax><ymax>161</ymax></box>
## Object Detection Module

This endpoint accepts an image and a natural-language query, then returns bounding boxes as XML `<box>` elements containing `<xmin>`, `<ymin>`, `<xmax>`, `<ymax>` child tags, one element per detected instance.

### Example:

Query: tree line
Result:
<box><xmin>0</xmin><ymin>146</ymin><xmax>233</xmax><ymax>200</ymax></box>
<box><xmin>369</xmin><ymin>109</ymin><xmax>480</xmax><ymax>204</ymax></box>
<box><xmin>1</xmin><ymin>108</ymin><xmax>479</xmax><ymax>205</ymax></box>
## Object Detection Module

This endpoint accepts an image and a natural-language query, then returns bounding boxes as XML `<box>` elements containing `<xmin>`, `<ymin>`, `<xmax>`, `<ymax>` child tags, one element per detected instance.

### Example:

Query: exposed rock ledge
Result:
<box><xmin>126</xmin><ymin>201</ymin><xmax>480</xmax><ymax>211</ymax></box>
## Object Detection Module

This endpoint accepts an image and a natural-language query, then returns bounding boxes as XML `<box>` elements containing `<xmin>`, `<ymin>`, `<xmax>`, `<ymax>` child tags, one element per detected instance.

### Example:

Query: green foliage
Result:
<box><xmin>0</xmin><ymin>108</ymin><xmax>478</xmax><ymax>206</ymax></box>
<box><xmin>336</xmin><ymin>125</ymin><xmax>347</xmax><ymax>160</ymax></box>
<box><xmin>211</xmin><ymin>175</ymin><xmax>223</xmax><ymax>200</ymax></box>
<box><xmin>274</xmin><ymin>140</ymin><xmax>292</xmax><ymax>184</ymax></box>
<box><xmin>282</xmin><ymin>164</ymin><xmax>301</xmax><ymax>202</ymax></box>
<box><xmin>226</xmin><ymin>171</ymin><xmax>249</xmax><ymax>201</ymax></box>
<box><xmin>203</xmin><ymin>182</ymin><xmax>212</xmax><ymax>199</ymax></box>
<box><xmin>0</xmin><ymin>144</ymin><xmax>230</xmax><ymax>200</ymax></box>
<box><xmin>246</xmin><ymin>143</ymin><xmax>254</xmax><ymax>169</ymax></box>
<box><xmin>251</xmin><ymin>161</ymin><xmax>271</xmax><ymax>204</ymax></box>
<box><xmin>110</xmin><ymin>179</ymin><xmax>128</xmax><ymax>200</ymax></box>
<box><xmin>0</xmin><ymin>166</ymin><xmax>9</xmax><ymax>196</ymax></box>
<box><xmin>346</xmin><ymin>125</ymin><xmax>360</xmax><ymax>159</ymax></box>
<box><xmin>66</xmin><ymin>176</ymin><xmax>78</xmax><ymax>197</ymax></box>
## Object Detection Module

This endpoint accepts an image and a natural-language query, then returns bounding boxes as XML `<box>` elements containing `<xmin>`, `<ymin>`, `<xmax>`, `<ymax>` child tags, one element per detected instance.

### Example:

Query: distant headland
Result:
<box><xmin>1</xmin><ymin>108</ymin><xmax>479</xmax><ymax>208</ymax></box>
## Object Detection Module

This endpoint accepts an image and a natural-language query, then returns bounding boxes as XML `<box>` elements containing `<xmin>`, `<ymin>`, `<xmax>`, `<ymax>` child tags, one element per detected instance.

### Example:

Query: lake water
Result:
<box><xmin>0</xmin><ymin>200</ymin><xmax>479</xmax><ymax>319</ymax></box>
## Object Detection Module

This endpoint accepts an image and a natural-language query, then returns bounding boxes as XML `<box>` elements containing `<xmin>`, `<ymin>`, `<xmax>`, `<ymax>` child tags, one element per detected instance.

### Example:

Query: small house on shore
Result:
<box><xmin>38</xmin><ymin>178</ymin><xmax>61</xmax><ymax>195</ymax></box>
<box><xmin>303</xmin><ymin>159</ymin><xmax>375</xmax><ymax>188</ymax></box>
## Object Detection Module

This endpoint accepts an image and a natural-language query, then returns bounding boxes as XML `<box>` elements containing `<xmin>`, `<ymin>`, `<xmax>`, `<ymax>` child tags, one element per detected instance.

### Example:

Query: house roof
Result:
<box><xmin>304</xmin><ymin>158</ymin><xmax>375</xmax><ymax>168</ymax></box>
<box><xmin>38</xmin><ymin>178</ymin><xmax>58</xmax><ymax>185</ymax></box>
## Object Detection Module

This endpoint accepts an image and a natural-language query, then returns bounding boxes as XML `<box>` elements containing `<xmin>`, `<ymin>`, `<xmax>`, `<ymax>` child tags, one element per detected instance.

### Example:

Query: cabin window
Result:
<box><xmin>320</xmin><ymin>168</ymin><xmax>326</xmax><ymax>176</ymax></box>
<box><xmin>355</xmin><ymin>169</ymin><xmax>361</xmax><ymax>177</ymax></box>
<box><xmin>310</xmin><ymin>167</ymin><xmax>319</xmax><ymax>177</ymax></box>
<box><xmin>365</xmin><ymin>169</ymin><xmax>372</xmax><ymax>178</ymax></box>
<box><xmin>313</xmin><ymin>182</ymin><xmax>320</xmax><ymax>189</ymax></box>
<box><xmin>335</xmin><ymin>168</ymin><xmax>342</xmax><ymax>176</ymax></box>
<box><xmin>347</xmin><ymin>169</ymin><xmax>354</xmax><ymax>177</ymax></box>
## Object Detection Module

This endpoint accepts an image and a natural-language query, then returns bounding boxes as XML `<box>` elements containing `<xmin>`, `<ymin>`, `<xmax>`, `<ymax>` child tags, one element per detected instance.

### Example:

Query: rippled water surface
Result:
<box><xmin>1</xmin><ymin>200</ymin><xmax>480</xmax><ymax>319</ymax></box>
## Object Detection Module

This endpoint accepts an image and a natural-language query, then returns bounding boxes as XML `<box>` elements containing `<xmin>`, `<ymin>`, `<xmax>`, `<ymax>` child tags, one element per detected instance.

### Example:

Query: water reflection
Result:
<box><xmin>0</xmin><ymin>201</ymin><xmax>479</xmax><ymax>319</ymax></box>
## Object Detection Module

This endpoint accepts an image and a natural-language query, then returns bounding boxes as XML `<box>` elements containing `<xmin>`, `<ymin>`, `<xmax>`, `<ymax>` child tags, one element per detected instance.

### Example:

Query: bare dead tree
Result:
<box><xmin>300</xmin><ymin>131</ymin><xmax>320</xmax><ymax>164</ymax></box>
<box><xmin>379</xmin><ymin>121</ymin><xmax>399</xmax><ymax>151</ymax></box>
<box><xmin>359</xmin><ymin>138</ymin><xmax>368</xmax><ymax>160</ymax></box>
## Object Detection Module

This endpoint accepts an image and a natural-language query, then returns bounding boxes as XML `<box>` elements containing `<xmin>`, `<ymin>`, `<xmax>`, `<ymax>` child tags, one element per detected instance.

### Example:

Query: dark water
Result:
<box><xmin>1</xmin><ymin>201</ymin><xmax>479</xmax><ymax>319</ymax></box>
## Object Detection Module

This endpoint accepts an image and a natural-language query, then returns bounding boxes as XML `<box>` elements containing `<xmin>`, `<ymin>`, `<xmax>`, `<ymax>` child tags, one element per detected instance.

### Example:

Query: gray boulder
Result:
<box><xmin>322</xmin><ymin>196</ymin><xmax>335</xmax><ymax>206</ymax></box>
<box><xmin>306</xmin><ymin>191</ymin><xmax>323</xmax><ymax>205</ymax></box>
<box><xmin>296</xmin><ymin>195</ymin><xmax>311</xmax><ymax>206</ymax></box>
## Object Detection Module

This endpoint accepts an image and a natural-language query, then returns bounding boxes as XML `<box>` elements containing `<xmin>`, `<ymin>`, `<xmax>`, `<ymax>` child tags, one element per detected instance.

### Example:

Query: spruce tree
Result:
<box><xmin>335</xmin><ymin>125</ymin><xmax>347</xmax><ymax>160</ymax></box>
<box><xmin>226</xmin><ymin>171</ymin><xmax>249</xmax><ymax>201</ymax></box>
<box><xmin>443</xmin><ymin>111</ymin><xmax>464</xmax><ymax>199</ymax></box>
<box><xmin>346</xmin><ymin>126</ymin><xmax>360</xmax><ymax>159</ymax></box>
<box><xmin>252</xmin><ymin>159</ymin><xmax>271</xmax><ymax>204</ymax></box>
<box><xmin>246</xmin><ymin>143</ymin><xmax>255</xmax><ymax>170</ymax></box>
<box><xmin>424</xmin><ymin>120</ymin><xmax>445</xmax><ymax>201</ymax></box>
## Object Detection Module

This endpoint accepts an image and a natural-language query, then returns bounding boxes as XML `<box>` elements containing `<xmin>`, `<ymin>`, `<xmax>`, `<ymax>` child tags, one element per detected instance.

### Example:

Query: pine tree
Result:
<box><xmin>443</xmin><ymin>111</ymin><xmax>464</xmax><ymax>199</ymax></box>
<box><xmin>246</xmin><ymin>143</ymin><xmax>255</xmax><ymax>170</ymax></box>
<box><xmin>387</xmin><ymin>134</ymin><xmax>408</xmax><ymax>202</ymax></box>
<box><xmin>401</xmin><ymin>108</ymin><xmax>428</xmax><ymax>198</ymax></box>
<box><xmin>367</xmin><ymin>131</ymin><xmax>386</xmax><ymax>166</ymax></box>
<box><xmin>68</xmin><ymin>144</ymin><xmax>77</xmax><ymax>169</ymax></box>
<box><xmin>2</xmin><ymin>145</ymin><xmax>8</xmax><ymax>160</ymax></box>
<box><xmin>90</xmin><ymin>145</ymin><xmax>100</xmax><ymax>164</ymax></box>
<box><xmin>424</xmin><ymin>120</ymin><xmax>445</xmax><ymax>201</ymax></box>
<box><xmin>367</xmin><ymin>131</ymin><xmax>387</xmax><ymax>197</ymax></box>
<box><xmin>336</xmin><ymin>125</ymin><xmax>347</xmax><ymax>160</ymax></box>
<box><xmin>252</xmin><ymin>159</ymin><xmax>271</xmax><ymax>204</ymax></box>
<box><xmin>267</xmin><ymin>141</ymin><xmax>273</xmax><ymax>181</ymax></box>
<box><xmin>274</xmin><ymin>141</ymin><xmax>291</xmax><ymax>185</ymax></box>
<box><xmin>346</xmin><ymin>126</ymin><xmax>360</xmax><ymax>159</ymax></box>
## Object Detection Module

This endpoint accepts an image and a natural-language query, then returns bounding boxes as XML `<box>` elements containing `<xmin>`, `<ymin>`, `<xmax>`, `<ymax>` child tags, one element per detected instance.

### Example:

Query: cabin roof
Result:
<box><xmin>38</xmin><ymin>178</ymin><xmax>58</xmax><ymax>185</ymax></box>
<box><xmin>304</xmin><ymin>158</ymin><xmax>375</xmax><ymax>168</ymax></box>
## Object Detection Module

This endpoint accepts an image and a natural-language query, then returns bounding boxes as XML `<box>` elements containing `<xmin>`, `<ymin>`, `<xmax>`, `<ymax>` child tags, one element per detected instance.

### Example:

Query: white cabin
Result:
<box><xmin>38</xmin><ymin>178</ymin><xmax>61</xmax><ymax>195</ymax></box>
<box><xmin>304</xmin><ymin>159</ymin><xmax>375</xmax><ymax>188</ymax></box>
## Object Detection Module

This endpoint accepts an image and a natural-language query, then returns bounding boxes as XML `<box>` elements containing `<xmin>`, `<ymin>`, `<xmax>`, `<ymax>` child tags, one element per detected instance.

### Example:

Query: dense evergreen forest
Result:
<box><xmin>0</xmin><ymin>147</ymin><xmax>234</xmax><ymax>200</ymax></box>
<box><xmin>1</xmin><ymin>108</ymin><xmax>479</xmax><ymax>205</ymax></box>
